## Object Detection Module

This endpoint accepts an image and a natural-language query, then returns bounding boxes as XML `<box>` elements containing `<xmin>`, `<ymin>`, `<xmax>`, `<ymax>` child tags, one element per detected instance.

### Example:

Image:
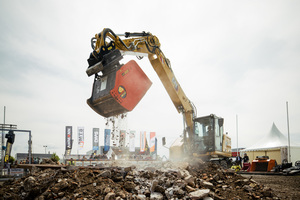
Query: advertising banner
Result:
<box><xmin>65</xmin><ymin>126</ymin><xmax>72</xmax><ymax>150</ymax></box>
<box><xmin>155</xmin><ymin>138</ymin><xmax>157</xmax><ymax>153</ymax></box>
<box><xmin>140</xmin><ymin>131</ymin><xmax>146</xmax><ymax>152</ymax></box>
<box><xmin>78</xmin><ymin>127</ymin><xmax>84</xmax><ymax>150</ymax></box>
<box><xmin>129</xmin><ymin>130</ymin><xmax>135</xmax><ymax>152</ymax></box>
<box><xmin>119</xmin><ymin>130</ymin><xmax>126</xmax><ymax>147</ymax></box>
<box><xmin>150</xmin><ymin>132</ymin><xmax>156</xmax><ymax>153</ymax></box>
<box><xmin>93</xmin><ymin>128</ymin><xmax>99</xmax><ymax>151</ymax></box>
<box><xmin>144</xmin><ymin>137</ymin><xmax>149</xmax><ymax>153</ymax></box>
<box><xmin>104</xmin><ymin>129</ymin><xmax>111</xmax><ymax>152</ymax></box>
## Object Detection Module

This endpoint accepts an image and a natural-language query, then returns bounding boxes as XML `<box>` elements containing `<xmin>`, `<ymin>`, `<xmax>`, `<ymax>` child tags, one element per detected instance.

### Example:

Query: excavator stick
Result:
<box><xmin>86</xmin><ymin>50</ymin><xmax>152</xmax><ymax>118</ymax></box>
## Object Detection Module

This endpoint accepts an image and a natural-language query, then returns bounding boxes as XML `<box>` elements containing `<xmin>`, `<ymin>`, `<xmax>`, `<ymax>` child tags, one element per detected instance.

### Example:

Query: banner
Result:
<box><xmin>140</xmin><ymin>131</ymin><xmax>146</xmax><ymax>152</ymax></box>
<box><xmin>155</xmin><ymin>138</ymin><xmax>157</xmax><ymax>153</ymax></box>
<box><xmin>150</xmin><ymin>132</ymin><xmax>156</xmax><ymax>153</ymax></box>
<box><xmin>129</xmin><ymin>130</ymin><xmax>135</xmax><ymax>152</ymax></box>
<box><xmin>93</xmin><ymin>128</ymin><xmax>99</xmax><ymax>151</ymax></box>
<box><xmin>144</xmin><ymin>137</ymin><xmax>149</xmax><ymax>154</ymax></box>
<box><xmin>152</xmin><ymin>137</ymin><xmax>158</xmax><ymax>159</ymax></box>
<box><xmin>104</xmin><ymin>129</ymin><xmax>111</xmax><ymax>152</ymax></box>
<box><xmin>78</xmin><ymin>127</ymin><xmax>84</xmax><ymax>150</ymax></box>
<box><xmin>65</xmin><ymin>126</ymin><xmax>72</xmax><ymax>150</ymax></box>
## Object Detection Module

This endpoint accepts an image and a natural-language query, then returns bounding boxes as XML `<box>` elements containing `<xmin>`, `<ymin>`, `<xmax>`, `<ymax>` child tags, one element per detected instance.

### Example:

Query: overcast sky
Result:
<box><xmin>1</xmin><ymin>0</ymin><xmax>300</xmax><ymax>159</ymax></box>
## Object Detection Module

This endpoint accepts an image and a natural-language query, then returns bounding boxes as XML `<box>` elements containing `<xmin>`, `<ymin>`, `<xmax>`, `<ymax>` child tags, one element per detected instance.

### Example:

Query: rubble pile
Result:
<box><xmin>0</xmin><ymin>162</ymin><xmax>280</xmax><ymax>200</ymax></box>
<box><xmin>39</xmin><ymin>158</ymin><xmax>57</xmax><ymax>165</ymax></box>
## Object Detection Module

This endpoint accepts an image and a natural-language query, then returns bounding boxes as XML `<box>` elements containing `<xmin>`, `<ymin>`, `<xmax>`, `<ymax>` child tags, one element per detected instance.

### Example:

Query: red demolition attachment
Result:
<box><xmin>87</xmin><ymin>60</ymin><xmax>152</xmax><ymax>118</ymax></box>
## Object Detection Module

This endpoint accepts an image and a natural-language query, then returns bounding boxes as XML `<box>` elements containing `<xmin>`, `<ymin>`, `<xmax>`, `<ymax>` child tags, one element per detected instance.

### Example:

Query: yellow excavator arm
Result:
<box><xmin>86</xmin><ymin>28</ymin><xmax>195</xmax><ymax>140</ymax></box>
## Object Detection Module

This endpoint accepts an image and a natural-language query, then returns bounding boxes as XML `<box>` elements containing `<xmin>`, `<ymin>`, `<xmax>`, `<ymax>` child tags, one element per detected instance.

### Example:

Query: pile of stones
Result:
<box><xmin>0</xmin><ymin>161</ymin><xmax>279</xmax><ymax>200</ymax></box>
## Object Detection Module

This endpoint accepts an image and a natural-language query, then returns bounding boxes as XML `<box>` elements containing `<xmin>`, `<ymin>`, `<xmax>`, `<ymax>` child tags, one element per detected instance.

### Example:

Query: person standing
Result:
<box><xmin>243</xmin><ymin>153</ymin><xmax>249</xmax><ymax>163</ymax></box>
<box><xmin>242</xmin><ymin>153</ymin><xmax>250</xmax><ymax>171</ymax></box>
<box><xmin>69</xmin><ymin>158</ymin><xmax>75</xmax><ymax>165</ymax></box>
<box><xmin>236</xmin><ymin>154</ymin><xmax>242</xmax><ymax>166</ymax></box>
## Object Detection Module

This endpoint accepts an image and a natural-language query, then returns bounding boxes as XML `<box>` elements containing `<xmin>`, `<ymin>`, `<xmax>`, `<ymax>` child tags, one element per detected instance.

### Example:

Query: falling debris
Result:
<box><xmin>105</xmin><ymin>114</ymin><xmax>128</xmax><ymax>147</ymax></box>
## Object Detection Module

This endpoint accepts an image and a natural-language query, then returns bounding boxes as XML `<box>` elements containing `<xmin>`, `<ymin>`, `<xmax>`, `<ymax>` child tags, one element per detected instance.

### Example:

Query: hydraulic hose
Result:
<box><xmin>91</xmin><ymin>37</ymin><xmax>96</xmax><ymax>50</ymax></box>
<box><xmin>102</xmin><ymin>28</ymin><xmax>130</xmax><ymax>50</ymax></box>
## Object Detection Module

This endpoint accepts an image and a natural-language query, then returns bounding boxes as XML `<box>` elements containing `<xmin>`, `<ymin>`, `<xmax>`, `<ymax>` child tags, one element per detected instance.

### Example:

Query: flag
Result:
<box><xmin>93</xmin><ymin>128</ymin><xmax>99</xmax><ymax>150</ymax></box>
<box><xmin>104</xmin><ymin>129</ymin><xmax>111</xmax><ymax>152</ymax></box>
<box><xmin>65</xmin><ymin>126</ymin><xmax>72</xmax><ymax>150</ymax></box>
<box><xmin>144</xmin><ymin>137</ymin><xmax>149</xmax><ymax>154</ymax></box>
<box><xmin>78</xmin><ymin>127</ymin><xmax>84</xmax><ymax>150</ymax></box>
<box><xmin>129</xmin><ymin>131</ymin><xmax>135</xmax><ymax>152</ymax></box>
<box><xmin>155</xmin><ymin>137</ymin><xmax>157</xmax><ymax>154</ymax></box>
<box><xmin>140</xmin><ymin>131</ymin><xmax>146</xmax><ymax>152</ymax></box>
<box><xmin>150</xmin><ymin>132</ymin><xmax>156</xmax><ymax>154</ymax></box>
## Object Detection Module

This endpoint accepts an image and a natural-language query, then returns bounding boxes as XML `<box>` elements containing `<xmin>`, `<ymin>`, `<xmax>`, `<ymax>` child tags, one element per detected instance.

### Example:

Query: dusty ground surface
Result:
<box><xmin>0</xmin><ymin>161</ymin><xmax>291</xmax><ymax>200</ymax></box>
<box><xmin>243</xmin><ymin>174</ymin><xmax>300</xmax><ymax>200</ymax></box>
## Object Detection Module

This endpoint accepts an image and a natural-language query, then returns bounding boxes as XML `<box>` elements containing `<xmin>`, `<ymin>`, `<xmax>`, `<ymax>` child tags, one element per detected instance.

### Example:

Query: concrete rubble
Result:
<box><xmin>0</xmin><ymin>161</ymin><xmax>280</xmax><ymax>200</ymax></box>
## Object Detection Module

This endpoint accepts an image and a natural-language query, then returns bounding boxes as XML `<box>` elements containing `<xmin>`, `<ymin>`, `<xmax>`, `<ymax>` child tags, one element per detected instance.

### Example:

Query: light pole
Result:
<box><xmin>43</xmin><ymin>145</ymin><xmax>47</xmax><ymax>154</ymax></box>
<box><xmin>1</xmin><ymin>106</ymin><xmax>6</xmax><ymax>167</ymax></box>
<box><xmin>286</xmin><ymin>101</ymin><xmax>291</xmax><ymax>163</ymax></box>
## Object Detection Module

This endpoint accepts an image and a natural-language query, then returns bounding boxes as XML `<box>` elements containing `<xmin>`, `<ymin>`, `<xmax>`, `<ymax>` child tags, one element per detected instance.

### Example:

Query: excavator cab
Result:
<box><xmin>86</xmin><ymin>49</ymin><xmax>152</xmax><ymax>118</ymax></box>
<box><xmin>193</xmin><ymin>114</ymin><xmax>231</xmax><ymax>157</ymax></box>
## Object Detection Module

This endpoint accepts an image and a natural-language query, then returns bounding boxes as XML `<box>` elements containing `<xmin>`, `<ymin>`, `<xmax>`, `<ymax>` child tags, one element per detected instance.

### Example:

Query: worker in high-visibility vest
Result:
<box><xmin>69</xmin><ymin>158</ymin><xmax>75</xmax><ymax>166</ymax></box>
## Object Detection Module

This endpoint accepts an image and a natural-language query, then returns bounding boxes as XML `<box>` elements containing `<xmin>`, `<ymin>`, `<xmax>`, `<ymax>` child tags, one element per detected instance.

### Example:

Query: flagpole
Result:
<box><xmin>236</xmin><ymin>114</ymin><xmax>239</xmax><ymax>157</ymax></box>
<box><xmin>286</xmin><ymin>101</ymin><xmax>291</xmax><ymax>163</ymax></box>
<box><xmin>1</xmin><ymin>106</ymin><xmax>6</xmax><ymax>167</ymax></box>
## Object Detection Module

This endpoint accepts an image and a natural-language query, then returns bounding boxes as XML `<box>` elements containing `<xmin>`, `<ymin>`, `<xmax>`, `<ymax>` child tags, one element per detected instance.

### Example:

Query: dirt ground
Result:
<box><xmin>243</xmin><ymin>174</ymin><xmax>300</xmax><ymax>200</ymax></box>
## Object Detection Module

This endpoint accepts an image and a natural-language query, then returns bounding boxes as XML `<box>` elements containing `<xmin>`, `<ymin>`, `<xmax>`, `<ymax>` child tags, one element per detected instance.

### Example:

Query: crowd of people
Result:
<box><xmin>235</xmin><ymin>153</ymin><xmax>249</xmax><ymax>166</ymax></box>
<box><xmin>235</xmin><ymin>153</ymin><xmax>249</xmax><ymax>164</ymax></box>
<box><xmin>16</xmin><ymin>157</ymin><xmax>41</xmax><ymax>165</ymax></box>
<box><xmin>232</xmin><ymin>153</ymin><xmax>250</xmax><ymax>171</ymax></box>
<box><xmin>89</xmin><ymin>154</ymin><xmax>109</xmax><ymax>160</ymax></box>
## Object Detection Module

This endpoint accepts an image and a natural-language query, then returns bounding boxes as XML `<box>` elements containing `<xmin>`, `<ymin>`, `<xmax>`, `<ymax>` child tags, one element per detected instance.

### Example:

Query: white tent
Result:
<box><xmin>241</xmin><ymin>123</ymin><xmax>300</xmax><ymax>165</ymax></box>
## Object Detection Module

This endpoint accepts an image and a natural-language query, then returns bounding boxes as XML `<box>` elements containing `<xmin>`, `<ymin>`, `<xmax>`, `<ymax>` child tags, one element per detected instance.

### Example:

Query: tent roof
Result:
<box><xmin>242</xmin><ymin>123</ymin><xmax>298</xmax><ymax>152</ymax></box>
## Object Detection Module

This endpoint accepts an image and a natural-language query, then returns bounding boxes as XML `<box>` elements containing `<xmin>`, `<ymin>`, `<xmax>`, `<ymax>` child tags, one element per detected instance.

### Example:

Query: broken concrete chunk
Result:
<box><xmin>202</xmin><ymin>181</ymin><xmax>214</xmax><ymax>189</ymax></box>
<box><xmin>150</xmin><ymin>192</ymin><xmax>163</xmax><ymax>200</ymax></box>
<box><xmin>23</xmin><ymin>176</ymin><xmax>36</xmax><ymax>192</ymax></box>
<box><xmin>189</xmin><ymin>189</ymin><xmax>210</xmax><ymax>199</ymax></box>
<box><xmin>184</xmin><ymin>175</ymin><xmax>195</xmax><ymax>187</ymax></box>
<box><xmin>104</xmin><ymin>192</ymin><xmax>116</xmax><ymax>200</ymax></box>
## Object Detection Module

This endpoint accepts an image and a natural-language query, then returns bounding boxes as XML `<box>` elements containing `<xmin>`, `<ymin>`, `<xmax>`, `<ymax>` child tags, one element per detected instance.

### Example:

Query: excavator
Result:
<box><xmin>3</xmin><ymin>130</ymin><xmax>15</xmax><ymax>167</ymax></box>
<box><xmin>85</xmin><ymin>28</ymin><xmax>231</xmax><ymax>166</ymax></box>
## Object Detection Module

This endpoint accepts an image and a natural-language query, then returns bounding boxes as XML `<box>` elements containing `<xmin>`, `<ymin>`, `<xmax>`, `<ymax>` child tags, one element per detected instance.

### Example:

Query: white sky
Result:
<box><xmin>1</xmin><ymin>0</ymin><xmax>300</xmax><ymax>159</ymax></box>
